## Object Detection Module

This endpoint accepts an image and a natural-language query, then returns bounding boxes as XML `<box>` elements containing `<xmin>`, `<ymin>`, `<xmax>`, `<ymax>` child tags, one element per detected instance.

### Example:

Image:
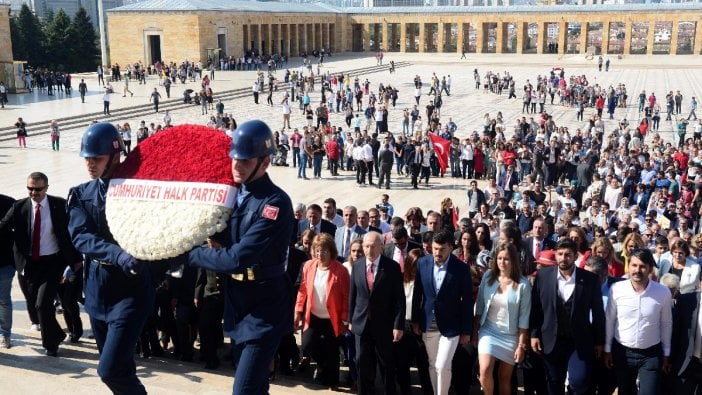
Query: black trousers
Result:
<box><xmin>198</xmin><ymin>294</ymin><xmax>224</xmax><ymax>364</ymax></box>
<box><xmin>17</xmin><ymin>272</ymin><xmax>39</xmax><ymax>325</ymax></box>
<box><xmin>301</xmin><ymin>315</ymin><xmax>340</xmax><ymax>386</ymax></box>
<box><xmin>57</xmin><ymin>269</ymin><xmax>83</xmax><ymax>339</ymax></box>
<box><xmin>356</xmin><ymin>327</ymin><xmax>397</xmax><ymax>395</ymax></box>
<box><xmin>24</xmin><ymin>255</ymin><xmax>65</xmax><ymax>351</ymax></box>
<box><xmin>394</xmin><ymin>326</ymin><xmax>432</xmax><ymax>395</ymax></box>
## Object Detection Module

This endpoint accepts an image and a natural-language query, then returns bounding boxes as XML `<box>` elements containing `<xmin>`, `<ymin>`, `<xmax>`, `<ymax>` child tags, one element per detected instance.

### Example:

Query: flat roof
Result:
<box><xmin>110</xmin><ymin>0</ymin><xmax>702</xmax><ymax>14</ymax></box>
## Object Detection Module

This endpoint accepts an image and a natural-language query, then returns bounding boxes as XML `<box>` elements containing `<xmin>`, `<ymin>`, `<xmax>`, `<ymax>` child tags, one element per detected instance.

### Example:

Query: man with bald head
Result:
<box><xmin>349</xmin><ymin>231</ymin><xmax>405</xmax><ymax>394</ymax></box>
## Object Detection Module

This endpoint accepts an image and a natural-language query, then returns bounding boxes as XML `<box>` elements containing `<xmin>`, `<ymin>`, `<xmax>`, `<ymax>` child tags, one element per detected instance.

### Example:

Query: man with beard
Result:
<box><xmin>604</xmin><ymin>249</ymin><xmax>672</xmax><ymax>395</ymax></box>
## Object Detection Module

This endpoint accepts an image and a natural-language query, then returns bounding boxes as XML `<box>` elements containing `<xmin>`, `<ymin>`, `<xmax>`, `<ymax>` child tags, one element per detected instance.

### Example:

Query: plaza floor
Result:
<box><xmin>0</xmin><ymin>51</ymin><xmax>701</xmax><ymax>394</ymax></box>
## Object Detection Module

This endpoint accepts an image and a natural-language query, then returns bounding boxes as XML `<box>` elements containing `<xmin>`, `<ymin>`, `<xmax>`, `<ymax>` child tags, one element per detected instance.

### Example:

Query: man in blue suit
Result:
<box><xmin>530</xmin><ymin>238</ymin><xmax>605</xmax><ymax>395</ymax></box>
<box><xmin>296</xmin><ymin>203</ymin><xmax>337</xmax><ymax>242</ymax></box>
<box><xmin>411</xmin><ymin>230</ymin><xmax>473</xmax><ymax>395</ymax></box>
<box><xmin>349</xmin><ymin>231</ymin><xmax>405</xmax><ymax>395</ymax></box>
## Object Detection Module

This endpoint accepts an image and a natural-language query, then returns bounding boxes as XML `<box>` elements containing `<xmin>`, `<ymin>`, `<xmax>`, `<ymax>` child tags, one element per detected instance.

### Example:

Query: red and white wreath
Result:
<box><xmin>105</xmin><ymin>124</ymin><xmax>238</xmax><ymax>260</ymax></box>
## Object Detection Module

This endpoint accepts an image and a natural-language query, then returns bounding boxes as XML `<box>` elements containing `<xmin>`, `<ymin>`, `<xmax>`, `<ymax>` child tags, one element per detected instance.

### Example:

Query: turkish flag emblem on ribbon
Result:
<box><xmin>429</xmin><ymin>133</ymin><xmax>450</xmax><ymax>173</ymax></box>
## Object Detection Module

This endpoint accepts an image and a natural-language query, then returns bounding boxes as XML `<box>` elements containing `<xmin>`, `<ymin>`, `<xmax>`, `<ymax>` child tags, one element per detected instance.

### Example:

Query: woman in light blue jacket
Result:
<box><xmin>472</xmin><ymin>242</ymin><xmax>531</xmax><ymax>395</ymax></box>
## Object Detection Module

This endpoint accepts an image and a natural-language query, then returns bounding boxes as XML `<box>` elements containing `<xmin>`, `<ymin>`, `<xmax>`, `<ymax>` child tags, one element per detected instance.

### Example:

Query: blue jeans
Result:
<box><xmin>298</xmin><ymin>154</ymin><xmax>308</xmax><ymax>178</ymax></box>
<box><xmin>0</xmin><ymin>265</ymin><xmax>15</xmax><ymax>338</ymax></box>
<box><xmin>612</xmin><ymin>341</ymin><xmax>662</xmax><ymax>395</ymax></box>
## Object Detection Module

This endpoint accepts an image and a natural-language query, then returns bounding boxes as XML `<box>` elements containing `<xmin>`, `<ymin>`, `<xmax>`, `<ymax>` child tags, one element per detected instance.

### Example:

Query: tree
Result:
<box><xmin>11</xmin><ymin>4</ymin><xmax>46</xmax><ymax>66</ymax></box>
<box><xmin>44</xmin><ymin>8</ymin><xmax>71</xmax><ymax>70</ymax></box>
<box><xmin>68</xmin><ymin>7</ymin><xmax>99</xmax><ymax>72</ymax></box>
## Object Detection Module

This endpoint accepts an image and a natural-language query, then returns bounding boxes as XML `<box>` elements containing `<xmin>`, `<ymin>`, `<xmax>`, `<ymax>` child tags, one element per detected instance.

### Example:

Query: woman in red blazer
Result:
<box><xmin>294</xmin><ymin>233</ymin><xmax>350</xmax><ymax>389</ymax></box>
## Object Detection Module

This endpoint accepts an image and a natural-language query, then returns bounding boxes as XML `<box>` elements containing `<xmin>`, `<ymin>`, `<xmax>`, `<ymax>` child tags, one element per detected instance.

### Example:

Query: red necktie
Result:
<box><xmin>32</xmin><ymin>203</ymin><xmax>41</xmax><ymax>262</ymax></box>
<box><xmin>398</xmin><ymin>250</ymin><xmax>405</xmax><ymax>273</ymax></box>
<box><xmin>366</xmin><ymin>262</ymin><xmax>374</xmax><ymax>291</ymax></box>
<box><xmin>534</xmin><ymin>240</ymin><xmax>541</xmax><ymax>260</ymax></box>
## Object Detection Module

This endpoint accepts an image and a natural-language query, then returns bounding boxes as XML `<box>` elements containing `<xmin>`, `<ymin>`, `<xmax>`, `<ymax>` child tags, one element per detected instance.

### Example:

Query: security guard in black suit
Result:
<box><xmin>188</xmin><ymin>119</ymin><xmax>295</xmax><ymax>394</ymax></box>
<box><xmin>0</xmin><ymin>172</ymin><xmax>82</xmax><ymax>355</ymax></box>
<box><xmin>67</xmin><ymin>123</ymin><xmax>153</xmax><ymax>394</ymax></box>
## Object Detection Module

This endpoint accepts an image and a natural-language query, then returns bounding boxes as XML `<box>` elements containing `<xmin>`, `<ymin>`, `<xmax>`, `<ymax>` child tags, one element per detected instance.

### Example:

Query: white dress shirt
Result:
<box><xmin>366</xmin><ymin>256</ymin><xmax>380</xmax><ymax>280</ymax></box>
<box><xmin>32</xmin><ymin>197</ymin><xmax>59</xmax><ymax>256</ymax></box>
<box><xmin>557</xmin><ymin>268</ymin><xmax>576</xmax><ymax>301</ymax></box>
<box><xmin>605</xmin><ymin>279</ymin><xmax>673</xmax><ymax>355</ymax></box>
<box><xmin>311</xmin><ymin>266</ymin><xmax>330</xmax><ymax>319</ymax></box>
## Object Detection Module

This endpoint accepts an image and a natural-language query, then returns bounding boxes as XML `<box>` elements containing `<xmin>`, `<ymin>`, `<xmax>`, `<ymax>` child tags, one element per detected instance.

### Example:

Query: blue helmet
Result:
<box><xmin>80</xmin><ymin>123</ymin><xmax>122</xmax><ymax>158</ymax></box>
<box><xmin>229</xmin><ymin>120</ymin><xmax>276</xmax><ymax>160</ymax></box>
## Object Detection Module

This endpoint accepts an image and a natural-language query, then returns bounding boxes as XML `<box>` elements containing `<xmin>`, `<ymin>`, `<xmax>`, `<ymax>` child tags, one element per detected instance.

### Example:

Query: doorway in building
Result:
<box><xmin>147</xmin><ymin>35</ymin><xmax>162</xmax><ymax>64</ymax></box>
<box><xmin>352</xmin><ymin>24</ymin><xmax>363</xmax><ymax>52</ymax></box>
<box><xmin>218</xmin><ymin>34</ymin><xmax>227</xmax><ymax>58</ymax></box>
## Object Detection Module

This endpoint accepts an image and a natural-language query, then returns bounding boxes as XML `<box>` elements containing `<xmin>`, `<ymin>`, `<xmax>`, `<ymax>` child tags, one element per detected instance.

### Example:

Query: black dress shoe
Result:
<box><xmin>69</xmin><ymin>336</ymin><xmax>80</xmax><ymax>344</ymax></box>
<box><xmin>204</xmin><ymin>360</ymin><xmax>220</xmax><ymax>370</ymax></box>
<box><xmin>296</xmin><ymin>356</ymin><xmax>311</xmax><ymax>373</ymax></box>
<box><xmin>46</xmin><ymin>349</ymin><xmax>58</xmax><ymax>357</ymax></box>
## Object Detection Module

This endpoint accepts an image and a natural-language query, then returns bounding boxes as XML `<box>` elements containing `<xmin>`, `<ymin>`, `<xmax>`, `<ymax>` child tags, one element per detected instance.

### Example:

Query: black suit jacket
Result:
<box><xmin>529</xmin><ymin>266</ymin><xmax>605</xmax><ymax>357</ymax></box>
<box><xmin>524</xmin><ymin>237</ymin><xmax>556</xmax><ymax>260</ymax></box>
<box><xmin>382</xmin><ymin>241</ymin><xmax>421</xmax><ymax>261</ymax></box>
<box><xmin>349</xmin><ymin>255</ymin><xmax>405</xmax><ymax>337</ymax></box>
<box><xmin>671</xmin><ymin>291</ymin><xmax>701</xmax><ymax>376</ymax></box>
<box><xmin>297</xmin><ymin>218</ymin><xmax>337</xmax><ymax>240</ymax></box>
<box><xmin>0</xmin><ymin>195</ymin><xmax>15</xmax><ymax>268</ymax></box>
<box><xmin>0</xmin><ymin>195</ymin><xmax>81</xmax><ymax>274</ymax></box>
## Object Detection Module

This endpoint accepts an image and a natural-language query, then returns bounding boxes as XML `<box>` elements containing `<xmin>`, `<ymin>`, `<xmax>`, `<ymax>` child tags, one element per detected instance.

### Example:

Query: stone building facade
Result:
<box><xmin>106</xmin><ymin>0</ymin><xmax>702</xmax><ymax>66</ymax></box>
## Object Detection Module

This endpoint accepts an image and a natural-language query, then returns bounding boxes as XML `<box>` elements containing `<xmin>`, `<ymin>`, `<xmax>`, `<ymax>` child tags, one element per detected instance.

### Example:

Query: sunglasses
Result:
<box><xmin>27</xmin><ymin>186</ymin><xmax>46</xmax><ymax>192</ymax></box>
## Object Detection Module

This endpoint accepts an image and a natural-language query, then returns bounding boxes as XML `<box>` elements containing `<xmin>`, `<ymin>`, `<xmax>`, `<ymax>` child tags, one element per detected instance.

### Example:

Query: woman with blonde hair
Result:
<box><xmin>473</xmin><ymin>242</ymin><xmax>531</xmax><ymax>395</ymax></box>
<box><xmin>581</xmin><ymin>237</ymin><xmax>624</xmax><ymax>277</ymax></box>
<box><xmin>294</xmin><ymin>233</ymin><xmax>350</xmax><ymax>389</ymax></box>
<box><xmin>617</xmin><ymin>232</ymin><xmax>645</xmax><ymax>271</ymax></box>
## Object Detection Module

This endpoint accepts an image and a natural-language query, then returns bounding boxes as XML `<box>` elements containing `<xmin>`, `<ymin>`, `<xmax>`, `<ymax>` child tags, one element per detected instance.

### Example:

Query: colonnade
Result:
<box><xmin>242</xmin><ymin>22</ymin><xmax>336</xmax><ymax>56</ymax></box>
<box><xmin>350</xmin><ymin>15</ymin><xmax>702</xmax><ymax>55</ymax></box>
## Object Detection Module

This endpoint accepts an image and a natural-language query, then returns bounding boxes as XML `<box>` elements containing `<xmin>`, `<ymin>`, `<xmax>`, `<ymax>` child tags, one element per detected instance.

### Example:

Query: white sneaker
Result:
<box><xmin>31</xmin><ymin>324</ymin><xmax>41</xmax><ymax>331</ymax></box>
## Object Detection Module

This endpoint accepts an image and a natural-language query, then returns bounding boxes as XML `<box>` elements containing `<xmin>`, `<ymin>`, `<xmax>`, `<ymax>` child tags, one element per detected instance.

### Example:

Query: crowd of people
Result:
<box><xmin>2</xmin><ymin>52</ymin><xmax>702</xmax><ymax>395</ymax></box>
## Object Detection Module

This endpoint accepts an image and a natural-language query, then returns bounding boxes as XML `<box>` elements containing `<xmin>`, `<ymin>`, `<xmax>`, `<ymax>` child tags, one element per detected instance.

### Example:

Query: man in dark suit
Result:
<box><xmin>297</xmin><ymin>203</ymin><xmax>337</xmax><ymax>241</ymax></box>
<box><xmin>671</xmin><ymin>278</ymin><xmax>702</xmax><ymax>394</ymax></box>
<box><xmin>499</xmin><ymin>164</ymin><xmax>520</xmax><ymax>200</ymax></box>
<box><xmin>0</xmin><ymin>194</ymin><xmax>16</xmax><ymax>348</ymax></box>
<box><xmin>407</xmin><ymin>144</ymin><xmax>422</xmax><ymax>189</ymax></box>
<box><xmin>524</xmin><ymin>217</ymin><xmax>556</xmax><ymax>263</ymax></box>
<box><xmin>411</xmin><ymin>230</ymin><xmax>473</xmax><ymax>395</ymax></box>
<box><xmin>382</xmin><ymin>227</ymin><xmax>421</xmax><ymax>273</ymax></box>
<box><xmin>530</xmin><ymin>238</ymin><xmax>605</xmax><ymax>395</ymax></box>
<box><xmin>357</xmin><ymin>209</ymin><xmax>382</xmax><ymax>234</ymax></box>
<box><xmin>335</xmin><ymin>206</ymin><xmax>366</xmax><ymax>261</ymax></box>
<box><xmin>349</xmin><ymin>231</ymin><xmax>405</xmax><ymax>395</ymax></box>
<box><xmin>0</xmin><ymin>172</ymin><xmax>82</xmax><ymax>356</ymax></box>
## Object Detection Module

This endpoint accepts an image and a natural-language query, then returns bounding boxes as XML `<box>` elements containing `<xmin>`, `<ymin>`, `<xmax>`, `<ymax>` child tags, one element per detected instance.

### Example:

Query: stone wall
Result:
<box><xmin>0</xmin><ymin>5</ymin><xmax>13</xmax><ymax>63</ymax></box>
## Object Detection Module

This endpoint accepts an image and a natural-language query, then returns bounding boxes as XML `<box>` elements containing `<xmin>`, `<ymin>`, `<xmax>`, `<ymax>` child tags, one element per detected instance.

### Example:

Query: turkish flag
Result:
<box><xmin>429</xmin><ymin>133</ymin><xmax>450</xmax><ymax>173</ymax></box>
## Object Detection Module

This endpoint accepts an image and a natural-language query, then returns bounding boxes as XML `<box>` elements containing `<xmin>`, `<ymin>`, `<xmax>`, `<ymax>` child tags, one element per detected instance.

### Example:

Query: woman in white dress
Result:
<box><xmin>473</xmin><ymin>242</ymin><xmax>531</xmax><ymax>395</ymax></box>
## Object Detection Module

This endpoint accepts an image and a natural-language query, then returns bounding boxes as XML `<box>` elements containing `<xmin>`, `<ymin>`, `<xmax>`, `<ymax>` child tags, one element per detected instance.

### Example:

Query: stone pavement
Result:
<box><xmin>0</xmin><ymin>52</ymin><xmax>700</xmax><ymax>393</ymax></box>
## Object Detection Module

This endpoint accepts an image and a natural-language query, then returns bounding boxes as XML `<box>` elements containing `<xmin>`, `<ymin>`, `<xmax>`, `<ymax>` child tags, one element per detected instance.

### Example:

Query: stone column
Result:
<box><xmin>579</xmin><ymin>21</ymin><xmax>588</xmax><ymax>54</ymax></box>
<box><xmin>418</xmin><ymin>22</ymin><xmax>425</xmax><ymax>53</ymax></box>
<box><xmin>363</xmin><ymin>23</ymin><xmax>371</xmax><ymax>52</ymax></box>
<box><xmin>426</xmin><ymin>23</ymin><xmax>434</xmax><ymax>52</ymax></box>
<box><xmin>601</xmin><ymin>20</ymin><xmax>610</xmax><ymax>55</ymax></box>
<box><xmin>400</xmin><ymin>22</ymin><xmax>407</xmax><ymax>52</ymax></box>
<box><xmin>438</xmin><ymin>23</ymin><xmax>445</xmax><ymax>52</ymax></box>
<box><xmin>496</xmin><ymin>22</ymin><xmax>504</xmax><ymax>53</ymax></box>
<box><xmin>381</xmin><ymin>22</ymin><xmax>388</xmax><ymax>51</ymax></box>
<box><xmin>475</xmin><ymin>22</ymin><xmax>484</xmax><ymax>53</ymax></box>
<box><xmin>558</xmin><ymin>21</ymin><xmax>567</xmax><ymax>54</ymax></box>
<box><xmin>694</xmin><ymin>21</ymin><xmax>702</xmax><ymax>55</ymax></box>
<box><xmin>623</xmin><ymin>21</ymin><xmax>632</xmax><ymax>55</ymax></box>
<box><xmin>457</xmin><ymin>23</ymin><xmax>465</xmax><ymax>53</ymax></box>
<box><xmin>646</xmin><ymin>22</ymin><xmax>655</xmax><ymax>55</ymax></box>
<box><xmin>516</xmin><ymin>21</ymin><xmax>525</xmax><ymax>54</ymax></box>
<box><xmin>670</xmin><ymin>19</ymin><xmax>679</xmax><ymax>55</ymax></box>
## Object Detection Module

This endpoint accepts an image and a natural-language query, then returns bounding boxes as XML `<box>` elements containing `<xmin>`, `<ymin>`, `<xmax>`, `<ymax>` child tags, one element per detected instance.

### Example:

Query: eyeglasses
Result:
<box><xmin>643</xmin><ymin>233</ymin><xmax>652</xmax><ymax>236</ymax></box>
<box><xmin>26</xmin><ymin>186</ymin><xmax>46</xmax><ymax>192</ymax></box>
